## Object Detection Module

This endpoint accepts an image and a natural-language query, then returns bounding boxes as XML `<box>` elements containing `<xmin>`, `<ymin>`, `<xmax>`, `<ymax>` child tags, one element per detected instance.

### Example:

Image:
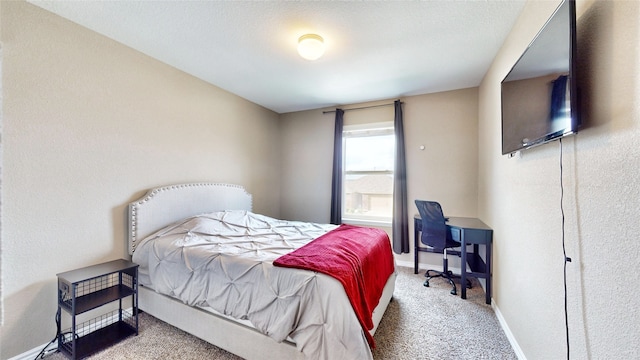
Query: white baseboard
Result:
<box><xmin>492</xmin><ymin>301</ymin><xmax>526</xmax><ymax>360</ymax></box>
<box><xmin>8</xmin><ymin>341</ymin><xmax>57</xmax><ymax>360</ymax></box>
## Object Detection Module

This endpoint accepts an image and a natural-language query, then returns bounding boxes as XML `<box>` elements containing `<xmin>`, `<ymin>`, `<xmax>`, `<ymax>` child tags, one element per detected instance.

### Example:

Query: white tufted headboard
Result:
<box><xmin>128</xmin><ymin>183</ymin><xmax>252</xmax><ymax>255</ymax></box>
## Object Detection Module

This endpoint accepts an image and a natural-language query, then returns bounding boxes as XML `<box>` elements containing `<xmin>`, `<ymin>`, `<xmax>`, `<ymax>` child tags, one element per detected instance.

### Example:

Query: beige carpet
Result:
<box><xmin>47</xmin><ymin>267</ymin><xmax>516</xmax><ymax>359</ymax></box>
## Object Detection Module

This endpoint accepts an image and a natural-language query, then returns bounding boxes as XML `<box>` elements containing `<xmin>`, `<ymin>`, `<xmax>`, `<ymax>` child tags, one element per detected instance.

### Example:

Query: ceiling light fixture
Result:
<box><xmin>297</xmin><ymin>34</ymin><xmax>325</xmax><ymax>61</ymax></box>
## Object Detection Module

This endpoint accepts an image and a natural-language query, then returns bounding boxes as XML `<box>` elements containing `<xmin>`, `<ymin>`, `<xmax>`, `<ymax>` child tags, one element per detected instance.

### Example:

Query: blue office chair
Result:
<box><xmin>415</xmin><ymin>200</ymin><xmax>468</xmax><ymax>295</ymax></box>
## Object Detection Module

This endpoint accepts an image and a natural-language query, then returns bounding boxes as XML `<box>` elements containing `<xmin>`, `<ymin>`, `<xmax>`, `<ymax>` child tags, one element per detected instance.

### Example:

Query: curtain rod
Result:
<box><xmin>322</xmin><ymin>101</ymin><xmax>403</xmax><ymax>114</ymax></box>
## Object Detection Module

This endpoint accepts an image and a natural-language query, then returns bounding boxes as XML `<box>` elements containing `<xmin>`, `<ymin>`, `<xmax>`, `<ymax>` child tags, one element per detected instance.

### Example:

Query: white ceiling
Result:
<box><xmin>28</xmin><ymin>0</ymin><xmax>526</xmax><ymax>114</ymax></box>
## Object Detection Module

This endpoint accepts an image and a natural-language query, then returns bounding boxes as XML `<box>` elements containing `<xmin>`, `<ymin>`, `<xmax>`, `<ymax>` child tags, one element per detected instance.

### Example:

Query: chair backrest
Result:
<box><xmin>415</xmin><ymin>200</ymin><xmax>447</xmax><ymax>250</ymax></box>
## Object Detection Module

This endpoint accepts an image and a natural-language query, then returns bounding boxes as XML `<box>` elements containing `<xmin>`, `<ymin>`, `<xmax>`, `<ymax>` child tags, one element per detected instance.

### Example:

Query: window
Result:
<box><xmin>342</xmin><ymin>122</ymin><xmax>395</xmax><ymax>224</ymax></box>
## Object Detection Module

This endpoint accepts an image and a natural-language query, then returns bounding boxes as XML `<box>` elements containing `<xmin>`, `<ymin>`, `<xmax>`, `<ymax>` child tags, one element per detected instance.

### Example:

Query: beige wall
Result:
<box><xmin>0</xmin><ymin>2</ymin><xmax>281</xmax><ymax>358</ymax></box>
<box><xmin>479</xmin><ymin>0</ymin><xmax>640</xmax><ymax>358</ymax></box>
<box><xmin>280</xmin><ymin>89</ymin><xmax>479</xmax><ymax>270</ymax></box>
<box><xmin>279</xmin><ymin>107</ymin><xmax>335</xmax><ymax>223</ymax></box>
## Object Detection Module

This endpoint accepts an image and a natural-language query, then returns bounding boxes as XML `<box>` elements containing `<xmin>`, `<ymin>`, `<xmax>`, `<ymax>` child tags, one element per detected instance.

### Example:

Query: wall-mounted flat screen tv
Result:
<box><xmin>501</xmin><ymin>0</ymin><xmax>579</xmax><ymax>156</ymax></box>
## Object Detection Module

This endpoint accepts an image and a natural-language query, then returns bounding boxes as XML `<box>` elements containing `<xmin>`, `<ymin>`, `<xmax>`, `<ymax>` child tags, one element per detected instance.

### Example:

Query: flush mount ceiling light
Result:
<box><xmin>297</xmin><ymin>34</ymin><xmax>325</xmax><ymax>61</ymax></box>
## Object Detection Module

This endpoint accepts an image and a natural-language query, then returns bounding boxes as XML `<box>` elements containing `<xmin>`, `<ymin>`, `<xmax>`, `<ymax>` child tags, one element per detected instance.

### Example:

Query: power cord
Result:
<box><xmin>34</xmin><ymin>307</ymin><xmax>60</xmax><ymax>359</ymax></box>
<box><xmin>560</xmin><ymin>139</ymin><xmax>571</xmax><ymax>360</ymax></box>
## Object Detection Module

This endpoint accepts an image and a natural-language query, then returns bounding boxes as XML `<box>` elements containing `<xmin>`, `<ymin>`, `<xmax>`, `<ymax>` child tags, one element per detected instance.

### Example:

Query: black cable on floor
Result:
<box><xmin>34</xmin><ymin>307</ymin><xmax>60</xmax><ymax>359</ymax></box>
<box><xmin>560</xmin><ymin>139</ymin><xmax>571</xmax><ymax>359</ymax></box>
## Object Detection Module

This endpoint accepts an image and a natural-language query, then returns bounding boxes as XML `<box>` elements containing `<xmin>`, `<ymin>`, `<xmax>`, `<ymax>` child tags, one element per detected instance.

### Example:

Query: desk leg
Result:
<box><xmin>485</xmin><ymin>242</ymin><xmax>492</xmax><ymax>305</ymax></box>
<box><xmin>460</xmin><ymin>234</ymin><xmax>468</xmax><ymax>300</ymax></box>
<box><xmin>414</xmin><ymin>225</ymin><xmax>419</xmax><ymax>274</ymax></box>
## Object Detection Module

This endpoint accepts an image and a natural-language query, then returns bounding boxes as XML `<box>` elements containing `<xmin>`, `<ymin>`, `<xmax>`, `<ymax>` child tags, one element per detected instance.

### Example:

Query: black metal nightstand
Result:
<box><xmin>56</xmin><ymin>259</ymin><xmax>138</xmax><ymax>359</ymax></box>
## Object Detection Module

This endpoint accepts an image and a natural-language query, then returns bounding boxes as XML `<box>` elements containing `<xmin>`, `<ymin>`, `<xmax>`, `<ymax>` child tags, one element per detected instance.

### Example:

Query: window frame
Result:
<box><xmin>341</xmin><ymin>122</ymin><xmax>395</xmax><ymax>226</ymax></box>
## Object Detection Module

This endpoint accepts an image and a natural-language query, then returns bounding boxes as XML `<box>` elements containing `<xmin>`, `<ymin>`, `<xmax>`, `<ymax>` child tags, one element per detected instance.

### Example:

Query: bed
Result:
<box><xmin>127</xmin><ymin>182</ymin><xmax>396</xmax><ymax>360</ymax></box>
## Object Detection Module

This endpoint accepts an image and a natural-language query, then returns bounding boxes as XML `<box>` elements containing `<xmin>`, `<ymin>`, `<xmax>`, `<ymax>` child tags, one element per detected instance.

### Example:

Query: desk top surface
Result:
<box><xmin>414</xmin><ymin>214</ymin><xmax>492</xmax><ymax>231</ymax></box>
<box><xmin>446</xmin><ymin>217</ymin><xmax>492</xmax><ymax>231</ymax></box>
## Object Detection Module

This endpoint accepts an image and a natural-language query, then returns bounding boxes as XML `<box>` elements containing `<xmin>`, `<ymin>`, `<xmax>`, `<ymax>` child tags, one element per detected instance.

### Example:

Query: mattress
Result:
<box><xmin>132</xmin><ymin>210</ymin><xmax>392</xmax><ymax>359</ymax></box>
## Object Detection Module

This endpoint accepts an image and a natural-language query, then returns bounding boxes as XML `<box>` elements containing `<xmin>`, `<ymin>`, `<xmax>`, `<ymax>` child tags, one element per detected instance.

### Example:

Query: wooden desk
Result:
<box><xmin>414</xmin><ymin>215</ymin><xmax>493</xmax><ymax>304</ymax></box>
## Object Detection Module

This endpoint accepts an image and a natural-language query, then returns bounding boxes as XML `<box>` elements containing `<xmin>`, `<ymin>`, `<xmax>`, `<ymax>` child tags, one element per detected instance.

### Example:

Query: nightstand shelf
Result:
<box><xmin>59</xmin><ymin>284</ymin><xmax>136</xmax><ymax>315</ymax></box>
<box><xmin>57</xmin><ymin>259</ymin><xmax>138</xmax><ymax>359</ymax></box>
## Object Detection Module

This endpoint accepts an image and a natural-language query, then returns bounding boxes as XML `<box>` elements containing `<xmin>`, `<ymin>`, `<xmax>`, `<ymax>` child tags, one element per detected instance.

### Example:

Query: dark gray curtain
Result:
<box><xmin>330</xmin><ymin>109</ymin><xmax>344</xmax><ymax>225</ymax></box>
<box><xmin>392</xmin><ymin>100</ymin><xmax>409</xmax><ymax>254</ymax></box>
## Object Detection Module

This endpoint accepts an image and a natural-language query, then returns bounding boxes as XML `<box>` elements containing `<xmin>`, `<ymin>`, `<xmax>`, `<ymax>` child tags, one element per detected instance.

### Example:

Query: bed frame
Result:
<box><xmin>128</xmin><ymin>182</ymin><xmax>395</xmax><ymax>359</ymax></box>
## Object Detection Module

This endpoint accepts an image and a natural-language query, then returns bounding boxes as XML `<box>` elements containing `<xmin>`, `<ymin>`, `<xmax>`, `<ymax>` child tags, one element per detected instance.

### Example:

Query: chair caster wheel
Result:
<box><xmin>424</xmin><ymin>280</ymin><xmax>430</xmax><ymax>287</ymax></box>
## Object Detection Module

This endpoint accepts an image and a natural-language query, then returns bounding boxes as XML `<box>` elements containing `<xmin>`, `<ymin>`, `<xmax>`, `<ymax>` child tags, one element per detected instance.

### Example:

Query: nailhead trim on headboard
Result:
<box><xmin>128</xmin><ymin>183</ymin><xmax>252</xmax><ymax>255</ymax></box>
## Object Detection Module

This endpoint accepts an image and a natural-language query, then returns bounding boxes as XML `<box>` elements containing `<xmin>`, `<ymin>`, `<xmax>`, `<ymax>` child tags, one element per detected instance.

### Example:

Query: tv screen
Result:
<box><xmin>501</xmin><ymin>0</ymin><xmax>579</xmax><ymax>155</ymax></box>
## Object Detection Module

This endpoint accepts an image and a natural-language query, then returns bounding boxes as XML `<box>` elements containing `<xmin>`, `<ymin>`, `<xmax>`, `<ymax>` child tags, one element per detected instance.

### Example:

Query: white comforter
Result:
<box><xmin>132</xmin><ymin>210</ymin><xmax>376</xmax><ymax>360</ymax></box>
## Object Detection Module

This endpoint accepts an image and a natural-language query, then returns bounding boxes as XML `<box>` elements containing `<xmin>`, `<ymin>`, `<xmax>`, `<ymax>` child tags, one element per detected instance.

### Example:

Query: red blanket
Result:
<box><xmin>273</xmin><ymin>224</ymin><xmax>395</xmax><ymax>348</ymax></box>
